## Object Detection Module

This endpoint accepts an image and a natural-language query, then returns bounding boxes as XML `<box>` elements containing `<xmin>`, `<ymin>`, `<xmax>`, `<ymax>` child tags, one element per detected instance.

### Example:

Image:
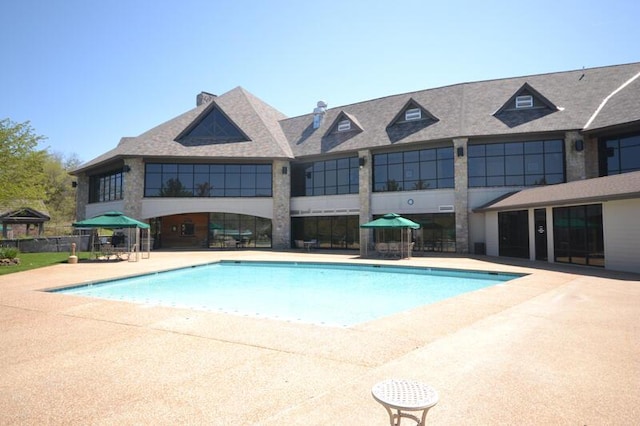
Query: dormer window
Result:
<box><xmin>515</xmin><ymin>95</ymin><xmax>534</xmax><ymax>109</ymax></box>
<box><xmin>337</xmin><ymin>120</ymin><xmax>351</xmax><ymax>132</ymax></box>
<box><xmin>405</xmin><ymin>108</ymin><xmax>422</xmax><ymax>121</ymax></box>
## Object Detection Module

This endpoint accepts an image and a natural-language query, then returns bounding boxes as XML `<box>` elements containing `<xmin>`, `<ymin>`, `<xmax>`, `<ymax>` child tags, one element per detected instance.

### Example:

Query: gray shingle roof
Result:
<box><xmin>281</xmin><ymin>62</ymin><xmax>640</xmax><ymax>158</ymax></box>
<box><xmin>74</xmin><ymin>62</ymin><xmax>640</xmax><ymax>173</ymax></box>
<box><xmin>74</xmin><ymin>87</ymin><xmax>291</xmax><ymax>173</ymax></box>
<box><xmin>584</xmin><ymin>70</ymin><xmax>640</xmax><ymax>131</ymax></box>
<box><xmin>474</xmin><ymin>171</ymin><xmax>640</xmax><ymax>212</ymax></box>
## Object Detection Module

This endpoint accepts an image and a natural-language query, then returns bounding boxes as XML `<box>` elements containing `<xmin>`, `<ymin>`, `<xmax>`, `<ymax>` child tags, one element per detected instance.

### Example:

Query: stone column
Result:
<box><xmin>564</xmin><ymin>131</ymin><xmax>586</xmax><ymax>182</ymax></box>
<box><xmin>75</xmin><ymin>173</ymin><xmax>90</xmax><ymax>220</ymax></box>
<box><xmin>583</xmin><ymin>134</ymin><xmax>599</xmax><ymax>179</ymax></box>
<box><xmin>271</xmin><ymin>159</ymin><xmax>291</xmax><ymax>249</ymax></box>
<box><xmin>453</xmin><ymin>138</ymin><xmax>469</xmax><ymax>254</ymax></box>
<box><xmin>358</xmin><ymin>149</ymin><xmax>372</xmax><ymax>257</ymax></box>
<box><xmin>123</xmin><ymin>158</ymin><xmax>144</xmax><ymax>219</ymax></box>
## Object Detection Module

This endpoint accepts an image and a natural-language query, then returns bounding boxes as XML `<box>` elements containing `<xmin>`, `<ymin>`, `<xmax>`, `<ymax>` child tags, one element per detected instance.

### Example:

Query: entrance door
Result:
<box><xmin>534</xmin><ymin>208</ymin><xmax>548</xmax><ymax>261</ymax></box>
<box><xmin>498</xmin><ymin>210</ymin><xmax>529</xmax><ymax>259</ymax></box>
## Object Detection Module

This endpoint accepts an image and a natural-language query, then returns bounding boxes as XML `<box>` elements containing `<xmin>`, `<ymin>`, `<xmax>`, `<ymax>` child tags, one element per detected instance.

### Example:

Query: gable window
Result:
<box><xmin>337</xmin><ymin>120</ymin><xmax>351</xmax><ymax>132</ymax></box>
<box><xmin>405</xmin><ymin>108</ymin><xmax>422</xmax><ymax>121</ymax></box>
<box><xmin>515</xmin><ymin>95</ymin><xmax>534</xmax><ymax>109</ymax></box>
<box><xmin>176</xmin><ymin>107</ymin><xmax>249</xmax><ymax>144</ymax></box>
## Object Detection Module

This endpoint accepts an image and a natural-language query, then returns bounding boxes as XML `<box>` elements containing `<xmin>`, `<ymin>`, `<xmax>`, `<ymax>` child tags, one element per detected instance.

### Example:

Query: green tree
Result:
<box><xmin>43</xmin><ymin>151</ymin><xmax>81</xmax><ymax>226</ymax></box>
<box><xmin>0</xmin><ymin>119</ymin><xmax>47</xmax><ymax>203</ymax></box>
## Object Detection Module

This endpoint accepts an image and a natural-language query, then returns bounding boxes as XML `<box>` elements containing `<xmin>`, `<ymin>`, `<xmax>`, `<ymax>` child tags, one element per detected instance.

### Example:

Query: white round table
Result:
<box><xmin>371</xmin><ymin>379</ymin><xmax>439</xmax><ymax>425</ymax></box>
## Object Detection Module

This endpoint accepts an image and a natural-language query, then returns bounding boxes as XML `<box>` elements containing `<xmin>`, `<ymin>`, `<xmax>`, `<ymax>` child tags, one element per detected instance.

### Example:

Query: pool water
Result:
<box><xmin>52</xmin><ymin>261</ymin><xmax>521</xmax><ymax>327</ymax></box>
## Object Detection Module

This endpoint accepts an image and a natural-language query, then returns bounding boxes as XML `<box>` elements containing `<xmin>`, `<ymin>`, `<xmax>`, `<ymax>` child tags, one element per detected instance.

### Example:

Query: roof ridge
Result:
<box><xmin>234</xmin><ymin>87</ymin><xmax>294</xmax><ymax>158</ymax></box>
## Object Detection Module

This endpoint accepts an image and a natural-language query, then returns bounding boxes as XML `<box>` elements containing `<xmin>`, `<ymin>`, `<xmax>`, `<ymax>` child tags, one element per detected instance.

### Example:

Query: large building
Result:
<box><xmin>73</xmin><ymin>63</ymin><xmax>640</xmax><ymax>273</ymax></box>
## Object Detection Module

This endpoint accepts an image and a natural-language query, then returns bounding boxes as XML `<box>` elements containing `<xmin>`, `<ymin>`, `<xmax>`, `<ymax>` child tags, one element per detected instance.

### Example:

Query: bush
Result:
<box><xmin>0</xmin><ymin>247</ymin><xmax>20</xmax><ymax>260</ymax></box>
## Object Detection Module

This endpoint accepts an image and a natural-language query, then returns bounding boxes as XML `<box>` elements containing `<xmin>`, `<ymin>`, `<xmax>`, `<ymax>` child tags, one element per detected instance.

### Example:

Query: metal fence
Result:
<box><xmin>0</xmin><ymin>235</ymin><xmax>90</xmax><ymax>253</ymax></box>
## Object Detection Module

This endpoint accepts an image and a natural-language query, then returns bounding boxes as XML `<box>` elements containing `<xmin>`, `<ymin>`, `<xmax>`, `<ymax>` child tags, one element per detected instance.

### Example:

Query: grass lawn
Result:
<box><xmin>0</xmin><ymin>252</ymin><xmax>92</xmax><ymax>276</ymax></box>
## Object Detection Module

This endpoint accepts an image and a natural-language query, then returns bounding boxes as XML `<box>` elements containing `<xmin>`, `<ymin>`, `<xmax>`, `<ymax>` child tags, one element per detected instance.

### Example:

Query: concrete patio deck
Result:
<box><xmin>1</xmin><ymin>250</ymin><xmax>638</xmax><ymax>425</ymax></box>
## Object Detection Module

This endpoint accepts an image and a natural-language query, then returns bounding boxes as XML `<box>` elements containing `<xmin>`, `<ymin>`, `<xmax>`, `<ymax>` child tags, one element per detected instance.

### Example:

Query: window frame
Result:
<box><xmin>88</xmin><ymin>169</ymin><xmax>124</xmax><ymax>203</ymax></box>
<box><xmin>515</xmin><ymin>95</ymin><xmax>534</xmax><ymax>109</ymax></box>
<box><xmin>468</xmin><ymin>139</ymin><xmax>565</xmax><ymax>188</ymax></box>
<box><xmin>373</xmin><ymin>147</ymin><xmax>454</xmax><ymax>192</ymax></box>
<box><xmin>144</xmin><ymin>163</ymin><xmax>272</xmax><ymax>198</ymax></box>
<box><xmin>404</xmin><ymin>108</ymin><xmax>422</xmax><ymax>121</ymax></box>
<box><xmin>336</xmin><ymin>120</ymin><xmax>351</xmax><ymax>132</ymax></box>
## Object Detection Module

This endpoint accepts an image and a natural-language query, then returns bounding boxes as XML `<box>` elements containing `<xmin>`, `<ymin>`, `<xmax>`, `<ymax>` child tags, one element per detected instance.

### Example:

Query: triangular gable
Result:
<box><xmin>0</xmin><ymin>207</ymin><xmax>50</xmax><ymax>222</ymax></box>
<box><xmin>325</xmin><ymin>111</ymin><xmax>364</xmax><ymax>136</ymax></box>
<box><xmin>387</xmin><ymin>98</ymin><xmax>439</xmax><ymax>128</ymax></box>
<box><xmin>494</xmin><ymin>82</ymin><xmax>558</xmax><ymax>114</ymax></box>
<box><xmin>175</xmin><ymin>102</ymin><xmax>250</xmax><ymax>145</ymax></box>
<box><xmin>493</xmin><ymin>83</ymin><xmax>559</xmax><ymax>128</ymax></box>
<box><xmin>386</xmin><ymin>98</ymin><xmax>439</xmax><ymax>142</ymax></box>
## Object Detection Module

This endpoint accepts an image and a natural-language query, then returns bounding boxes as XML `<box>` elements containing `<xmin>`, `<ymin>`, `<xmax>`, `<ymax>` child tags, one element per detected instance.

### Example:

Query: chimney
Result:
<box><xmin>312</xmin><ymin>101</ymin><xmax>327</xmax><ymax>129</ymax></box>
<box><xmin>196</xmin><ymin>91</ymin><xmax>216</xmax><ymax>106</ymax></box>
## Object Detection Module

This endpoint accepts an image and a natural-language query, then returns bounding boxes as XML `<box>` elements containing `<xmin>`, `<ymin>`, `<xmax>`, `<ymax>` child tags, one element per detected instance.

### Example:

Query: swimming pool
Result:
<box><xmin>52</xmin><ymin>261</ymin><xmax>522</xmax><ymax>327</ymax></box>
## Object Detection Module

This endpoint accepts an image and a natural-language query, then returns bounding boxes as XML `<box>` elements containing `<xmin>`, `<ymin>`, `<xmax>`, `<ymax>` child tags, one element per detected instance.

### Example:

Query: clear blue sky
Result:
<box><xmin>2</xmin><ymin>0</ymin><xmax>638</xmax><ymax>163</ymax></box>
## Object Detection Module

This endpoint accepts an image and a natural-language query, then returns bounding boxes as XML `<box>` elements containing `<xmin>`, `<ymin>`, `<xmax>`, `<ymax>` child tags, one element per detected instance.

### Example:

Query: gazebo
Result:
<box><xmin>360</xmin><ymin>213</ymin><xmax>421</xmax><ymax>258</ymax></box>
<box><xmin>0</xmin><ymin>200</ymin><xmax>50</xmax><ymax>239</ymax></box>
<box><xmin>72</xmin><ymin>211</ymin><xmax>151</xmax><ymax>261</ymax></box>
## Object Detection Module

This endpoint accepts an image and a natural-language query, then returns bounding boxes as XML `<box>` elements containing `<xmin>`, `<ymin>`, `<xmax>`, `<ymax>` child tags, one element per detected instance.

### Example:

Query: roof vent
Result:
<box><xmin>313</xmin><ymin>101</ymin><xmax>327</xmax><ymax>129</ymax></box>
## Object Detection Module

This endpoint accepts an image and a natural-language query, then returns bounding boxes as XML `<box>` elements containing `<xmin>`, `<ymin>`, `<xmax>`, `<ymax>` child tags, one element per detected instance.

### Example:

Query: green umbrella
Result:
<box><xmin>360</xmin><ymin>213</ymin><xmax>420</xmax><ymax>229</ymax></box>
<box><xmin>72</xmin><ymin>211</ymin><xmax>150</xmax><ymax>229</ymax></box>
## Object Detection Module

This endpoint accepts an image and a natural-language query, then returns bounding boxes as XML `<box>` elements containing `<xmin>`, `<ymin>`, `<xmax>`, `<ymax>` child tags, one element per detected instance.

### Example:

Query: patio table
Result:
<box><xmin>371</xmin><ymin>379</ymin><xmax>438</xmax><ymax>425</ymax></box>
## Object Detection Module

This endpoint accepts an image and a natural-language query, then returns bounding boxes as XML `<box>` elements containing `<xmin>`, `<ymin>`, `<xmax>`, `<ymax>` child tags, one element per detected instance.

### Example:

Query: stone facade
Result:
<box><xmin>358</xmin><ymin>149</ymin><xmax>372</xmax><ymax>256</ymax></box>
<box><xmin>453</xmin><ymin>138</ymin><xmax>469</xmax><ymax>254</ymax></box>
<box><xmin>75</xmin><ymin>174</ymin><xmax>90</xmax><ymax>221</ymax></box>
<box><xmin>271</xmin><ymin>159</ymin><xmax>291</xmax><ymax>249</ymax></box>
<box><xmin>123</xmin><ymin>158</ymin><xmax>145</xmax><ymax>219</ymax></box>
<box><xmin>564</xmin><ymin>131</ymin><xmax>587</xmax><ymax>182</ymax></box>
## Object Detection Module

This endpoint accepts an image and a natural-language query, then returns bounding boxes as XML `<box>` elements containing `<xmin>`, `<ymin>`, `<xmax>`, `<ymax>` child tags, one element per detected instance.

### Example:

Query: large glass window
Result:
<box><xmin>144</xmin><ymin>163</ymin><xmax>272</xmax><ymax>197</ymax></box>
<box><xmin>291</xmin><ymin>157</ymin><xmax>359</xmax><ymax>196</ymax></box>
<box><xmin>553</xmin><ymin>204</ymin><xmax>604</xmax><ymax>267</ymax></box>
<box><xmin>291</xmin><ymin>216</ymin><xmax>360</xmax><ymax>249</ymax></box>
<box><xmin>89</xmin><ymin>169</ymin><xmax>124</xmax><ymax>203</ymax></box>
<box><xmin>378</xmin><ymin>213</ymin><xmax>456</xmax><ymax>253</ymax></box>
<box><xmin>373</xmin><ymin>147</ymin><xmax>454</xmax><ymax>192</ymax></box>
<box><xmin>468</xmin><ymin>139</ymin><xmax>564</xmax><ymax>187</ymax></box>
<box><xmin>599</xmin><ymin>134</ymin><xmax>640</xmax><ymax>176</ymax></box>
<box><xmin>209</xmin><ymin>213</ymin><xmax>272</xmax><ymax>248</ymax></box>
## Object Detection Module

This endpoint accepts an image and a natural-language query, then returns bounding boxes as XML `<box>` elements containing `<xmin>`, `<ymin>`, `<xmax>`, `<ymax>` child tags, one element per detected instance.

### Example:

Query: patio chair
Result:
<box><xmin>376</xmin><ymin>242</ymin><xmax>389</xmax><ymax>257</ymax></box>
<box><xmin>388</xmin><ymin>242</ymin><xmax>400</xmax><ymax>257</ymax></box>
